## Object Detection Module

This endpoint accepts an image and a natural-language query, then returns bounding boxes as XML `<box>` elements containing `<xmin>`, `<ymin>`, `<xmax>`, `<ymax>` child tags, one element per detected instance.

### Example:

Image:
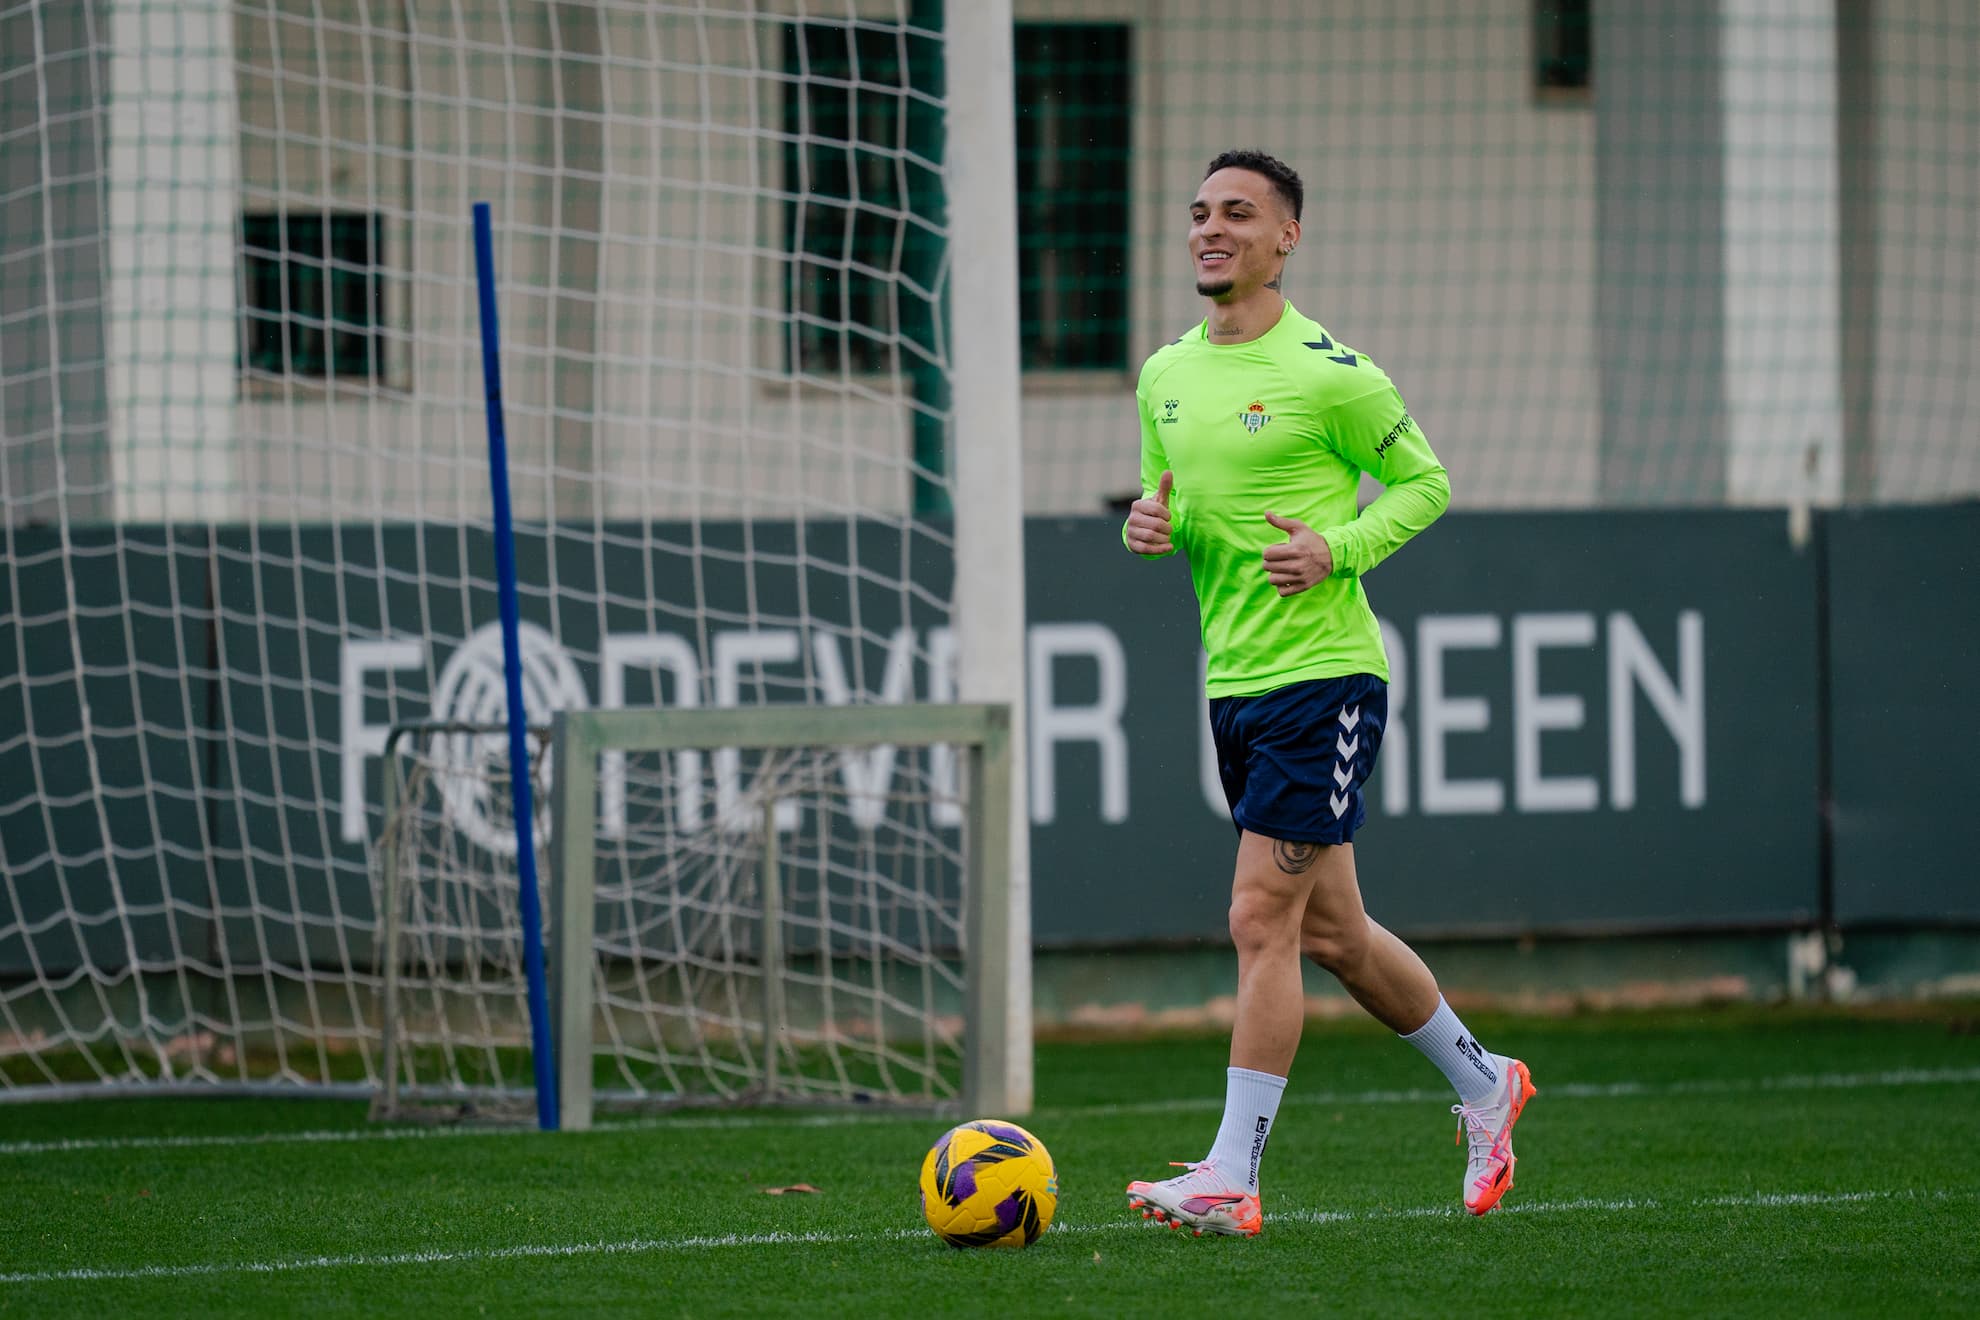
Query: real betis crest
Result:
<box><xmin>1240</xmin><ymin>401</ymin><xmax>1272</xmax><ymax>434</ymax></box>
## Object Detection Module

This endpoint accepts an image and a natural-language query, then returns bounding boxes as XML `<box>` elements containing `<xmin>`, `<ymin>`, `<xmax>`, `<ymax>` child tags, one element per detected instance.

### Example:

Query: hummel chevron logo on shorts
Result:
<box><xmin>1329</xmin><ymin>705</ymin><xmax>1361</xmax><ymax>817</ymax></box>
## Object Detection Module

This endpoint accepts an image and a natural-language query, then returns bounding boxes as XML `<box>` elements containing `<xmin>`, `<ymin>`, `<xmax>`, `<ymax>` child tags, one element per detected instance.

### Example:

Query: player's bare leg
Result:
<box><xmin>1296</xmin><ymin>842</ymin><xmax>1437</xmax><ymax>1032</ymax></box>
<box><xmin>1299</xmin><ymin>845</ymin><xmax>1536</xmax><ymax>1214</ymax></box>
<box><xmin>1228</xmin><ymin>829</ymin><xmax>1327</xmax><ymax>1074</ymax></box>
<box><xmin>1127</xmin><ymin>830</ymin><xmax>1319</xmax><ymax>1237</ymax></box>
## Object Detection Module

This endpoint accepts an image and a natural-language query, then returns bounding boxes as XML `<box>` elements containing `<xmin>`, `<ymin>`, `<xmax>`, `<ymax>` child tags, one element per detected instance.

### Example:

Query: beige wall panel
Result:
<box><xmin>1021</xmin><ymin>0</ymin><xmax>1600</xmax><ymax>512</ymax></box>
<box><xmin>1871</xmin><ymin>2</ymin><xmax>1980</xmax><ymax>501</ymax></box>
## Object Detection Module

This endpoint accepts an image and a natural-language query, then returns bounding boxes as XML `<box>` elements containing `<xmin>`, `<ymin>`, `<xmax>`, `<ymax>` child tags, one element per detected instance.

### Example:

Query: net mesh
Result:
<box><xmin>1004</xmin><ymin>0</ymin><xmax>1976</xmax><ymax>511</ymax></box>
<box><xmin>3</xmin><ymin>1</ymin><xmax>1977</xmax><ymax>1099</ymax></box>
<box><xmin>2</xmin><ymin>0</ymin><xmax>963</xmax><ymax>1097</ymax></box>
<box><xmin>373</xmin><ymin>725</ymin><xmax>553</xmax><ymax>1113</ymax></box>
<box><xmin>376</xmin><ymin>727</ymin><xmax>967</xmax><ymax>1116</ymax></box>
<box><xmin>589</xmin><ymin>740</ymin><xmax>966</xmax><ymax>1108</ymax></box>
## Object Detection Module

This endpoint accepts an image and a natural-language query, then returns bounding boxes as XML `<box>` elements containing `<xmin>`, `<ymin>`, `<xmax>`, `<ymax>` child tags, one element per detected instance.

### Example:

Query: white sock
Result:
<box><xmin>1402</xmin><ymin>997</ymin><xmax>1501</xmax><ymax>1104</ymax></box>
<box><xmin>1203</xmin><ymin>1066</ymin><xmax>1286</xmax><ymax>1193</ymax></box>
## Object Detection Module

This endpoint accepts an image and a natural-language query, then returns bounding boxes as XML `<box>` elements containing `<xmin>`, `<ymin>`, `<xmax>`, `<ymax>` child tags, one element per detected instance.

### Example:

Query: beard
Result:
<box><xmin>1195</xmin><ymin>274</ymin><xmax>1236</xmax><ymax>298</ymax></box>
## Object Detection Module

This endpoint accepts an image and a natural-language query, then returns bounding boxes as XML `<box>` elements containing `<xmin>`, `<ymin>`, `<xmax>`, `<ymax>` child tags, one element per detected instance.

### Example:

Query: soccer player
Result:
<box><xmin>1120</xmin><ymin>150</ymin><xmax>1535</xmax><ymax>1237</ymax></box>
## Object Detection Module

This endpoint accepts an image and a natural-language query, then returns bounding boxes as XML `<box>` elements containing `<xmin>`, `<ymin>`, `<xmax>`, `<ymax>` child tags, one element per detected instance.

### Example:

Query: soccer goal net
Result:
<box><xmin>0</xmin><ymin>1</ymin><xmax>1027</xmax><ymax>1113</ymax></box>
<box><xmin>372</xmin><ymin>704</ymin><xmax>1015</xmax><ymax>1125</ymax></box>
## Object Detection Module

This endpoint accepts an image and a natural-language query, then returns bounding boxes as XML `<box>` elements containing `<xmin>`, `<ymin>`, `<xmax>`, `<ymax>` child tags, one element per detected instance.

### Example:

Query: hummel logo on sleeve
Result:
<box><xmin>1303</xmin><ymin>335</ymin><xmax>1358</xmax><ymax>367</ymax></box>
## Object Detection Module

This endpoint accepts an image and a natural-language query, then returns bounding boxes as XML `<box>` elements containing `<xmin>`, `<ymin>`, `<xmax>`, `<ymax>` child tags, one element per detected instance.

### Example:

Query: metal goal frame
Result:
<box><xmin>546</xmin><ymin>702</ymin><xmax>1022</xmax><ymax>1131</ymax></box>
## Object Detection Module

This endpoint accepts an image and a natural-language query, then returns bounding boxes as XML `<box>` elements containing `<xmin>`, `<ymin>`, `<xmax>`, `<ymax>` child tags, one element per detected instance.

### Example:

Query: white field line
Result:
<box><xmin>1091</xmin><ymin>1063</ymin><xmax>1980</xmax><ymax>1118</ymax></box>
<box><xmin>0</xmin><ymin>1188</ymin><xmax>1968</xmax><ymax>1287</ymax></box>
<box><xmin>3</xmin><ymin>1064</ymin><xmax>1976</xmax><ymax>1159</ymax></box>
<box><xmin>1271</xmin><ymin>1187</ymin><xmax>1943</xmax><ymax>1226</ymax></box>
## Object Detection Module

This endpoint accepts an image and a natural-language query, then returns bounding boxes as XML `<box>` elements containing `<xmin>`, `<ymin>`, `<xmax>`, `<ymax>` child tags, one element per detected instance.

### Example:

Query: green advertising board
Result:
<box><xmin>0</xmin><ymin>507</ymin><xmax>1906</xmax><ymax>980</ymax></box>
<box><xmin>1825</xmin><ymin>503</ymin><xmax>1980</xmax><ymax>925</ymax></box>
<box><xmin>1024</xmin><ymin>510</ymin><xmax>1822</xmax><ymax>943</ymax></box>
<box><xmin>0</xmin><ymin>526</ymin><xmax>217</xmax><ymax>976</ymax></box>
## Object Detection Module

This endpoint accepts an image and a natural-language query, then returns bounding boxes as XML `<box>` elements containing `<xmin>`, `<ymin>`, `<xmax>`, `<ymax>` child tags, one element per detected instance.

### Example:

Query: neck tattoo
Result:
<box><xmin>1264</xmin><ymin>276</ymin><xmax>1282</xmax><ymax>291</ymax></box>
<box><xmin>1209</xmin><ymin>325</ymin><xmax>1244</xmax><ymax>337</ymax></box>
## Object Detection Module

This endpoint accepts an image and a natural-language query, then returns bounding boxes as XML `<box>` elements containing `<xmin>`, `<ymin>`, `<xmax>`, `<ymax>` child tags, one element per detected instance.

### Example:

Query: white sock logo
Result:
<box><xmin>1455</xmin><ymin>1034</ymin><xmax>1499</xmax><ymax>1085</ymax></box>
<box><xmin>1248</xmin><ymin>1116</ymin><xmax>1271</xmax><ymax>1190</ymax></box>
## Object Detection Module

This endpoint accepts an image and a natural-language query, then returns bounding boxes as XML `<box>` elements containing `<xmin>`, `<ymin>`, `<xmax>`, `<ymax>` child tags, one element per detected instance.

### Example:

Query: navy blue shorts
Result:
<box><xmin>1208</xmin><ymin>673</ymin><xmax>1389</xmax><ymax>845</ymax></box>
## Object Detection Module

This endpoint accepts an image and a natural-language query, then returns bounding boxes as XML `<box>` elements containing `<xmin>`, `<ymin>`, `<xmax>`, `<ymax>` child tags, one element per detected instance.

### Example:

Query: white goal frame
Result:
<box><xmin>547</xmin><ymin>702</ymin><xmax>1022</xmax><ymax>1131</ymax></box>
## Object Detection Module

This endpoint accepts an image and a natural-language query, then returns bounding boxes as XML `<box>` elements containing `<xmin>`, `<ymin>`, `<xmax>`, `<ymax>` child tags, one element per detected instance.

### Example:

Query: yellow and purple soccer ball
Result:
<box><xmin>917</xmin><ymin>1118</ymin><xmax>1058</xmax><ymax>1249</ymax></box>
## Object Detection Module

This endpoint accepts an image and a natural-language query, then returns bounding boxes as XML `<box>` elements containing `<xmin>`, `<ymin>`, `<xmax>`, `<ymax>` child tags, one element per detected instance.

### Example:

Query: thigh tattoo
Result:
<box><xmin>1272</xmin><ymin>837</ymin><xmax>1320</xmax><ymax>875</ymax></box>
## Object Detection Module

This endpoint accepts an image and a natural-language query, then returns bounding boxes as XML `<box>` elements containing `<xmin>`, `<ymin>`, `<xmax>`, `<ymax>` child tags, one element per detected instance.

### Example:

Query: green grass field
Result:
<box><xmin>4</xmin><ymin>1005</ymin><xmax>1977</xmax><ymax>1317</ymax></box>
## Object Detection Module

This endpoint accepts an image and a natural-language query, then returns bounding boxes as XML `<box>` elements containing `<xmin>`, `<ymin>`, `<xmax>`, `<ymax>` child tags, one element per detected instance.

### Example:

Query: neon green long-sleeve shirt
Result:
<box><xmin>1125</xmin><ymin>302</ymin><xmax>1450</xmax><ymax>696</ymax></box>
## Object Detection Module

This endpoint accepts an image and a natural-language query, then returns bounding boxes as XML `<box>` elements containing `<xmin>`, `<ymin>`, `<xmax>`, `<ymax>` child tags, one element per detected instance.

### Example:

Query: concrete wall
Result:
<box><xmin>0</xmin><ymin>0</ymin><xmax>111</xmax><ymax>526</ymax></box>
<box><xmin>1101</xmin><ymin>0</ymin><xmax>1601</xmax><ymax>513</ymax></box>
<box><xmin>1867</xmin><ymin>2</ymin><xmax>1980</xmax><ymax>502</ymax></box>
<box><xmin>11</xmin><ymin>2</ymin><xmax>1971</xmax><ymax>523</ymax></box>
<box><xmin>221</xmin><ymin>0</ymin><xmax>1599</xmax><ymax>524</ymax></box>
<box><xmin>231</xmin><ymin>0</ymin><xmax>911</xmax><ymax>525</ymax></box>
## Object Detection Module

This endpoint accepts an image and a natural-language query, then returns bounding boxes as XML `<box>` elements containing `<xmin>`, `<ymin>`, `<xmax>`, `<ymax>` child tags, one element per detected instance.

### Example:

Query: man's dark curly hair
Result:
<box><xmin>1203</xmin><ymin>149</ymin><xmax>1304</xmax><ymax>222</ymax></box>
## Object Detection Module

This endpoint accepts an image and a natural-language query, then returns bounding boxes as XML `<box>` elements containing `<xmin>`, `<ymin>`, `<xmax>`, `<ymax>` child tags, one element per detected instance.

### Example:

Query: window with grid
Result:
<box><xmin>781</xmin><ymin>20</ymin><xmax>1132</xmax><ymax>375</ymax></box>
<box><xmin>783</xmin><ymin>21</ymin><xmax>917</xmax><ymax>376</ymax></box>
<box><xmin>240</xmin><ymin>211</ymin><xmax>384</xmax><ymax>381</ymax></box>
<box><xmin>1536</xmin><ymin>0</ymin><xmax>1593</xmax><ymax>97</ymax></box>
<box><xmin>1015</xmin><ymin>24</ymin><xmax>1130</xmax><ymax>371</ymax></box>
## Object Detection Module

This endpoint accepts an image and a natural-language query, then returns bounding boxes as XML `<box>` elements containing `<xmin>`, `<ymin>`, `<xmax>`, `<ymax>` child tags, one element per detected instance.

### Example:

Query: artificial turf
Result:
<box><xmin>2</xmin><ymin>1005</ymin><xmax>1976</xmax><ymax>1317</ymax></box>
